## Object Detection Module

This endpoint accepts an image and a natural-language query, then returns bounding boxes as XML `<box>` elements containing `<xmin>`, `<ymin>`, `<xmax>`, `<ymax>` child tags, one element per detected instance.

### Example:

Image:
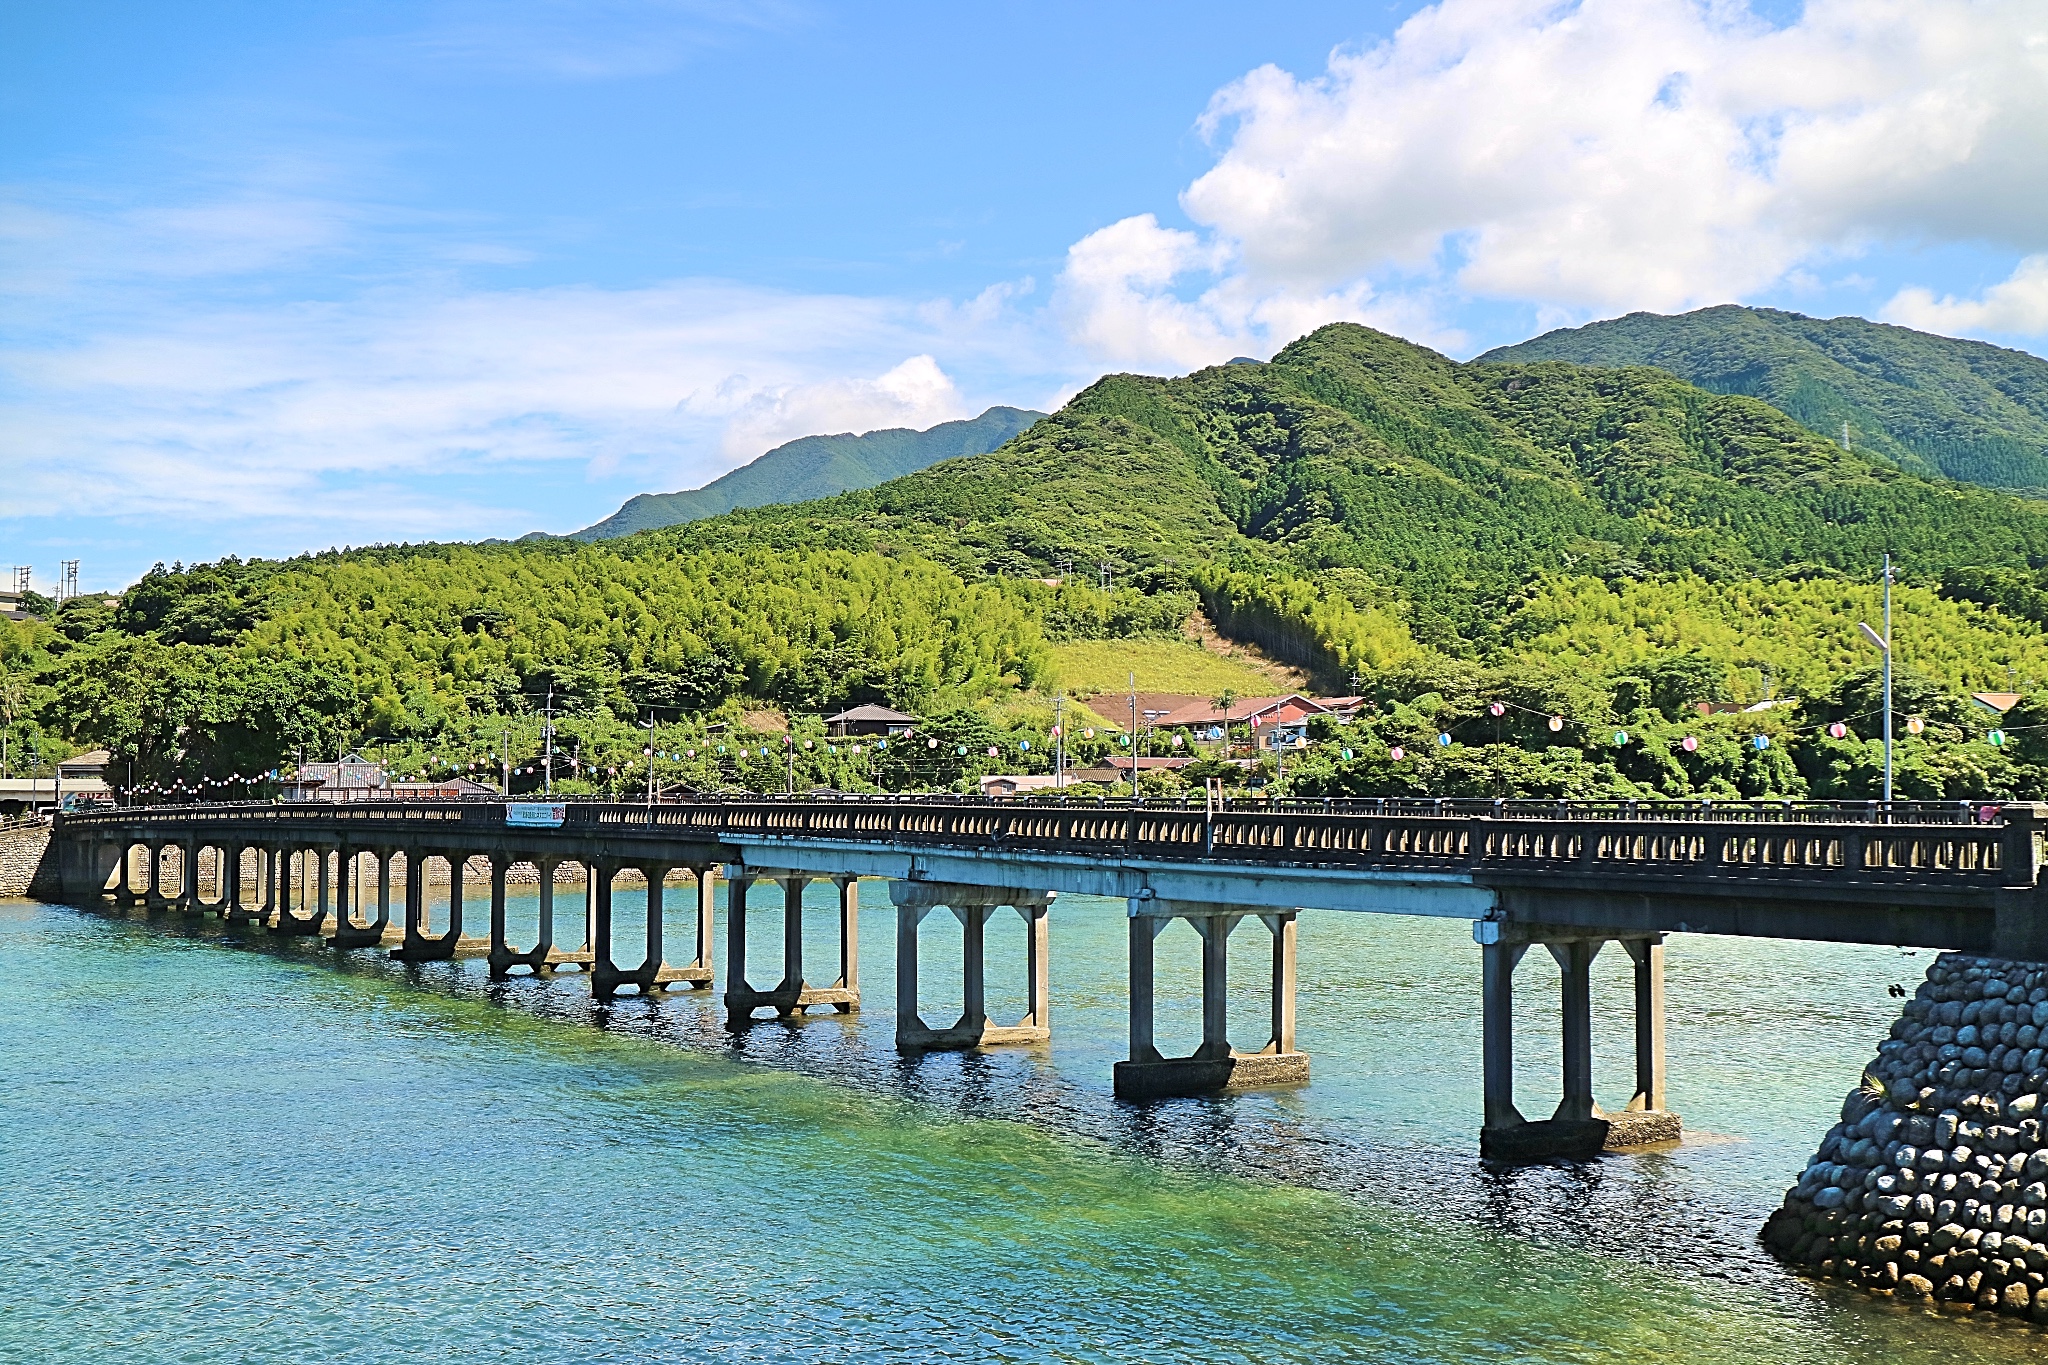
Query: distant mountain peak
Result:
<box><xmin>567</xmin><ymin>404</ymin><xmax>1045</xmax><ymax>541</ymax></box>
<box><xmin>1478</xmin><ymin>305</ymin><xmax>2048</xmax><ymax>494</ymax></box>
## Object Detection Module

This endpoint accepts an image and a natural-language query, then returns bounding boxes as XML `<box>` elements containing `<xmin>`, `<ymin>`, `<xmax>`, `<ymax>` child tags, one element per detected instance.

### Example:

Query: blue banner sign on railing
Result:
<box><xmin>505</xmin><ymin>802</ymin><xmax>566</xmax><ymax>828</ymax></box>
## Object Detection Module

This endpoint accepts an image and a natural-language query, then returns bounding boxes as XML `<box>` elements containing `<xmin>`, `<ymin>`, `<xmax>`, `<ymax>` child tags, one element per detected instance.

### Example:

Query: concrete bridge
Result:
<box><xmin>49</xmin><ymin>795</ymin><xmax>2048</xmax><ymax>1160</ymax></box>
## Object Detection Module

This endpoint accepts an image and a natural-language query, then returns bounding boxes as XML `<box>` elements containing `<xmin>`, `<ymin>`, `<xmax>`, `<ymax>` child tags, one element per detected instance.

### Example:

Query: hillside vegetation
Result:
<box><xmin>1480</xmin><ymin>306</ymin><xmax>2048</xmax><ymax>493</ymax></box>
<box><xmin>13</xmin><ymin>322</ymin><xmax>2048</xmax><ymax>803</ymax></box>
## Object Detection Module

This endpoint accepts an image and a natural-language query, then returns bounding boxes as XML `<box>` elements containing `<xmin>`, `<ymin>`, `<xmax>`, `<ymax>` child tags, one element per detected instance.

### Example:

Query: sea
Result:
<box><xmin>3</xmin><ymin>881</ymin><xmax>2041</xmax><ymax>1363</ymax></box>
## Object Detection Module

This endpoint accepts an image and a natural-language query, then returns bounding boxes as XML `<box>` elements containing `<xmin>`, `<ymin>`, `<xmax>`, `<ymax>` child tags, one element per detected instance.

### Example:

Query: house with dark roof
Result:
<box><xmin>824</xmin><ymin>704</ymin><xmax>917</xmax><ymax>738</ymax></box>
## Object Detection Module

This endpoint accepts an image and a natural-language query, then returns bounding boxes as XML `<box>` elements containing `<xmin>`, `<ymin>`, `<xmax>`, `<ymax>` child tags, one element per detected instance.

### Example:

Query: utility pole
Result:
<box><xmin>1883</xmin><ymin>553</ymin><xmax>1893</xmax><ymax>805</ymax></box>
<box><xmin>785</xmin><ymin>732</ymin><xmax>795</xmax><ymax>795</ymax></box>
<box><xmin>1054</xmin><ymin>695</ymin><xmax>1066</xmax><ymax>789</ymax></box>
<box><xmin>1857</xmin><ymin>553</ymin><xmax>1895</xmax><ymax>806</ymax></box>
<box><xmin>543</xmin><ymin>685</ymin><xmax>555</xmax><ymax>797</ymax></box>
<box><xmin>500</xmin><ymin>726</ymin><xmax>510</xmax><ymax>794</ymax></box>
<box><xmin>643</xmin><ymin>711</ymin><xmax>657</xmax><ymax>808</ymax></box>
<box><xmin>1129</xmin><ymin>670</ymin><xmax>1139</xmax><ymax>793</ymax></box>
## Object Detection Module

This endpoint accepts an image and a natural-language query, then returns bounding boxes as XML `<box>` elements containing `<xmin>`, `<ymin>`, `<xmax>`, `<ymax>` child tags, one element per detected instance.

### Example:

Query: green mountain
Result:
<box><xmin>1477</xmin><ymin>305</ymin><xmax>2048</xmax><ymax>493</ymax></box>
<box><xmin>567</xmin><ymin>405</ymin><xmax>1044</xmax><ymax>540</ymax></box>
<box><xmin>660</xmin><ymin>322</ymin><xmax>2048</xmax><ymax>654</ymax></box>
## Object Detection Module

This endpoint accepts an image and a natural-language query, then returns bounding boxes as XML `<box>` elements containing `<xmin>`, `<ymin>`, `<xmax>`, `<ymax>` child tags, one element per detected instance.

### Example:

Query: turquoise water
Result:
<box><xmin>3</xmin><ymin>885</ymin><xmax>2043</xmax><ymax>1362</ymax></box>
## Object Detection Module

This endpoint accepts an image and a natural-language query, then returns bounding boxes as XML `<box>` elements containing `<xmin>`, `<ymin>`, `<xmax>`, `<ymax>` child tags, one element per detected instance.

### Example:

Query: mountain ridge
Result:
<box><xmin>566</xmin><ymin>404</ymin><xmax>1044</xmax><ymax>541</ymax></box>
<box><xmin>1476</xmin><ymin>305</ymin><xmax>2048</xmax><ymax>494</ymax></box>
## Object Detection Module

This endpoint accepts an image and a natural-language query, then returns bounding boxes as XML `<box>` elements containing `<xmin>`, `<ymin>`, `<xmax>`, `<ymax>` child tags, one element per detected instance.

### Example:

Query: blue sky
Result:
<box><xmin>4</xmin><ymin>0</ymin><xmax>2046</xmax><ymax>590</ymax></box>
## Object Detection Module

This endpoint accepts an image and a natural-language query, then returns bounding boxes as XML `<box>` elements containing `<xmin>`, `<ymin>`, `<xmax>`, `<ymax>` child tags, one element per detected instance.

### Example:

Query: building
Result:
<box><xmin>283</xmin><ymin>756</ymin><xmax>500</xmax><ymax>802</ymax></box>
<box><xmin>56</xmin><ymin>749</ymin><xmax>112</xmax><ymax>782</ymax></box>
<box><xmin>824</xmin><ymin>704</ymin><xmax>917</xmax><ymax>738</ymax></box>
<box><xmin>1972</xmin><ymin>692</ymin><xmax>2024</xmax><ymax>716</ymax></box>
<box><xmin>0</xmin><ymin>590</ymin><xmax>31</xmax><ymax>623</ymax></box>
<box><xmin>1068</xmin><ymin>756</ymin><xmax>1194</xmax><ymax>785</ymax></box>
<box><xmin>1153</xmin><ymin>694</ymin><xmax>1331</xmax><ymax>741</ymax></box>
<box><xmin>978</xmin><ymin>774</ymin><xmax>1063</xmax><ymax>798</ymax></box>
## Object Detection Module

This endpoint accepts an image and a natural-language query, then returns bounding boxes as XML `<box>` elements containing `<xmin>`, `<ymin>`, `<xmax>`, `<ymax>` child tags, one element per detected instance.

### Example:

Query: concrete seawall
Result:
<box><xmin>1766</xmin><ymin>952</ymin><xmax>2048</xmax><ymax>1320</ymax></box>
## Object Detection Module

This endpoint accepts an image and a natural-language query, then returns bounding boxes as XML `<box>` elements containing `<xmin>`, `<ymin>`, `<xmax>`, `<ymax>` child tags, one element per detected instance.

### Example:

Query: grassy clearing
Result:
<box><xmin>1050</xmin><ymin>638</ymin><xmax>1289</xmax><ymax>699</ymax></box>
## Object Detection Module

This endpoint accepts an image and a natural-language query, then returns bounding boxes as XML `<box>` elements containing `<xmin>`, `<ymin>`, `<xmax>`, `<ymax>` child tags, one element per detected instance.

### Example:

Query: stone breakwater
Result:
<box><xmin>0</xmin><ymin>823</ymin><xmax>56</xmax><ymax>898</ymax></box>
<box><xmin>1763</xmin><ymin>952</ymin><xmax>2048</xmax><ymax>1320</ymax></box>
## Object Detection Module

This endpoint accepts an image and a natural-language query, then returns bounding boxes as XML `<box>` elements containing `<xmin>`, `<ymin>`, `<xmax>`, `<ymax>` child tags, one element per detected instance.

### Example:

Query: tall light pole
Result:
<box><xmin>1857</xmin><ymin>552</ymin><xmax>1895</xmax><ymax>805</ymax></box>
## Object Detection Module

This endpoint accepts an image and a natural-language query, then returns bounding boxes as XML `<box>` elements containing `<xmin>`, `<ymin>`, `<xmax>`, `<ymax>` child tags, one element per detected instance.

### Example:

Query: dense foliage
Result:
<box><xmin>1480</xmin><ymin>305</ymin><xmax>2048</xmax><ymax>493</ymax></box>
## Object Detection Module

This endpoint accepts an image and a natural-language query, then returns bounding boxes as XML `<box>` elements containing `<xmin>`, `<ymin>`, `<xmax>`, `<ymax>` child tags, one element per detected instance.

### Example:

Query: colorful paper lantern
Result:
<box><xmin>1682</xmin><ymin>735</ymin><xmax>1699</xmax><ymax>752</ymax></box>
<box><xmin>1612</xmin><ymin>730</ymin><xmax>1628</xmax><ymax>745</ymax></box>
<box><xmin>1389</xmin><ymin>746</ymin><xmax>1405</xmax><ymax>760</ymax></box>
<box><xmin>1989</xmin><ymin>729</ymin><xmax>2008</xmax><ymax>747</ymax></box>
<box><xmin>1547</xmin><ymin>716</ymin><xmax>1563</xmax><ymax>732</ymax></box>
<box><xmin>1826</xmin><ymin>723</ymin><xmax>1848</xmax><ymax>739</ymax></box>
<box><xmin>1907</xmin><ymin>717</ymin><xmax>1926</xmax><ymax>735</ymax></box>
<box><xmin>1752</xmin><ymin>734</ymin><xmax>1770</xmax><ymax>750</ymax></box>
<box><xmin>1489</xmin><ymin>702</ymin><xmax>1505</xmax><ymax>717</ymax></box>
<box><xmin>1436</xmin><ymin>732</ymin><xmax>1452</xmax><ymax>747</ymax></box>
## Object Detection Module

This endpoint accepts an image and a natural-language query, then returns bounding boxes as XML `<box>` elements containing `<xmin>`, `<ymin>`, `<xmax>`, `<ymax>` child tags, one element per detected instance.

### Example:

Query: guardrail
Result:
<box><xmin>57</xmin><ymin>796</ymin><xmax>2034</xmax><ymax>891</ymax></box>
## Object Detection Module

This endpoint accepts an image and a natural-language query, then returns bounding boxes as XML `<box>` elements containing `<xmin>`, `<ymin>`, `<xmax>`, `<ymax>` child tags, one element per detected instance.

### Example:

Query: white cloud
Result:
<box><xmin>1057</xmin><ymin>0</ymin><xmax>2048</xmax><ymax>366</ymax></box>
<box><xmin>0</xmin><ymin>277</ymin><xmax>986</xmax><ymax>540</ymax></box>
<box><xmin>711</xmin><ymin>354</ymin><xmax>969</xmax><ymax>458</ymax></box>
<box><xmin>1885</xmin><ymin>255</ymin><xmax>2048</xmax><ymax>337</ymax></box>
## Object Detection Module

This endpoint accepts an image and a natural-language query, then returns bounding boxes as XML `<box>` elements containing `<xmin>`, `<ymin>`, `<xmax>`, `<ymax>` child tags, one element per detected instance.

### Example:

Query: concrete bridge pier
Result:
<box><xmin>590</xmin><ymin>863</ymin><xmax>695</xmax><ymax>1000</ymax></box>
<box><xmin>1476</xmin><ymin>921</ymin><xmax>1680</xmax><ymax>1161</ymax></box>
<box><xmin>390</xmin><ymin>851</ymin><xmax>464</xmax><ymax>961</ymax></box>
<box><xmin>892</xmin><ymin>881</ymin><xmax>1051</xmax><ymax>1051</ymax></box>
<box><xmin>140</xmin><ymin>840</ymin><xmax>168</xmax><ymax>912</ymax></box>
<box><xmin>328</xmin><ymin>848</ymin><xmax>387</xmax><ymax>948</ymax></box>
<box><xmin>487</xmin><ymin>858</ymin><xmax>589</xmax><ymax>977</ymax></box>
<box><xmin>1112</xmin><ymin>898</ymin><xmax>1308</xmax><ymax>1100</ymax></box>
<box><xmin>218</xmin><ymin>843</ymin><xmax>252</xmax><ymax>921</ymax></box>
<box><xmin>542</xmin><ymin>862</ymin><xmax>597</xmax><ymax>972</ymax></box>
<box><xmin>723</xmin><ymin>870</ymin><xmax>860</xmax><ymax>1024</ymax></box>
<box><xmin>273</xmin><ymin>847</ymin><xmax>329</xmax><ymax>936</ymax></box>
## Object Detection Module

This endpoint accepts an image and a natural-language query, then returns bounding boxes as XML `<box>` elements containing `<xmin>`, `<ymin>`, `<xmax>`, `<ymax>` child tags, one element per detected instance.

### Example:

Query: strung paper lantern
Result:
<box><xmin>1907</xmin><ymin>717</ymin><xmax>1926</xmax><ymax>735</ymax></box>
<box><xmin>1171</xmin><ymin>734</ymin><xmax>1183</xmax><ymax>748</ymax></box>
<box><xmin>1120</xmin><ymin>734</ymin><xmax>1131</xmax><ymax>746</ymax></box>
<box><xmin>687</xmin><ymin>748</ymin><xmax>696</xmax><ymax>758</ymax></box>
<box><xmin>1019</xmin><ymin>740</ymin><xmax>1031</xmax><ymax>751</ymax></box>
<box><xmin>850</xmin><ymin>744</ymin><xmax>861</xmax><ymax>753</ymax></box>
<box><xmin>1341</xmin><ymin>748</ymin><xmax>1354</xmax><ymax>760</ymax></box>
<box><xmin>1752</xmin><ymin>734</ymin><xmax>1770</xmax><ymax>750</ymax></box>
<box><xmin>1084</xmin><ymin>728</ymin><xmax>1095</xmax><ymax>739</ymax></box>
<box><xmin>1827</xmin><ymin>722</ymin><xmax>1848</xmax><ymax>739</ymax></box>
<box><xmin>829</xmin><ymin>745</ymin><xmax>838</xmax><ymax>754</ymax></box>
<box><xmin>1548</xmin><ymin>716</ymin><xmax>1564</xmax><ymax>732</ymax></box>
<box><xmin>987</xmin><ymin>746</ymin><xmax>999</xmax><ymax>757</ymax></box>
<box><xmin>956</xmin><ymin>743</ymin><xmax>967</xmax><ymax>754</ymax></box>
<box><xmin>1389</xmin><ymin>746</ymin><xmax>1406</xmax><ymax>761</ymax></box>
<box><xmin>1489</xmin><ymin>702</ymin><xmax>1506</xmax><ymax>717</ymax></box>
<box><xmin>1050</xmin><ymin>726</ymin><xmax>1062</xmax><ymax>738</ymax></box>
<box><xmin>1206</xmin><ymin>726</ymin><xmax>1223</xmax><ymax>740</ymax></box>
<box><xmin>804</xmin><ymin>739</ymin><xmax>814</xmax><ymax>749</ymax></box>
<box><xmin>1989</xmin><ymin>729</ymin><xmax>2008</xmax><ymax>747</ymax></box>
<box><xmin>876</xmin><ymin>740</ymin><xmax>889</xmax><ymax>750</ymax></box>
<box><xmin>1682</xmin><ymin>735</ymin><xmax>1699</xmax><ymax>752</ymax></box>
<box><xmin>717</xmin><ymin>745</ymin><xmax>727</xmax><ymax>754</ymax></box>
<box><xmin>927</xmin><ymin>738</ymin><xmax>937</xmax><ymax>749</ymax></box>
<box><xmin>1436</xmin><ymin>733</ymin><xmax>1452</xmax><ymax>747</ymax></box>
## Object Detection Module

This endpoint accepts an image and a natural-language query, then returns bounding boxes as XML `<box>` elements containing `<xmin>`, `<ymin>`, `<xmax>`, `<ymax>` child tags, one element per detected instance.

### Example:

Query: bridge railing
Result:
<box><xmin>55</xmin><ymin>796</ymin><xmax>2031</xmax><ymax>889</ymax></box>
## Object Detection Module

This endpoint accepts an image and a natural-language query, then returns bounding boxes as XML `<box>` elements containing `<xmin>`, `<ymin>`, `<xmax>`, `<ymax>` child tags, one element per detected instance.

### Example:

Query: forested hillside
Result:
<box><xmin>1479</xmin><ymin>306</ymin><xmax>2048</xmax><ymax>493</ymax></box>
<box><xmin>12</xmin><ymin>322</ymin><xmax>2048</xmax><ymax>804</ymax></box>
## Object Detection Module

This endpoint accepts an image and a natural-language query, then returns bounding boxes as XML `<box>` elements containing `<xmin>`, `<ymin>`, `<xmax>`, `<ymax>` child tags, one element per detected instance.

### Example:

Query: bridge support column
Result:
<box><xmin>143</xmin><ymin>841</ymin><xmax>165</xmax><ymax>911</ymax></box>
<box><xmin>724</xmin><ymin>870</ymin><xmax>858</xmax><ymax>1023</ymax></box>
<box><xmin>273</xmin><ymin>847</ymin><xmax>328</xmax><ymax>935</ymax></box>
<box><xmin>173</xmin><ymin>840</ymin><xmax>201</xmax><ymax>913</ymax></box>
<box><xmin>1475</xmin><ymin>921</ymin><xmax>1679</xmax><ymax>1161</ymax></box>
<box><xmin>390</xmin><ymin>851</ymin><xmax>462</xmax><ymax>961</ymax></box>
<box><xmin>488</xmin><ymin>858</ymin><xmax>563</xmax><ymax>978</ymax></box>
<box><xmin>330</xmin><ymin>848</ymin><xmax>387</xmax><ymax>948</ymax></box>
<box><xmin>891</xmin><ymin>882</ymin><xmax>1049</xmax><ymax>1051</ymax></box>
<box><xmin>1112</xmin><ymin>898</ymin><xmax>1308</xmax><ymax>1099</ymax></box>
<box><xmin>540</xmin><ymin>860</ymin><xmax>595</xmax><ymax>972</ymax></box>
<box><xmin>593</xmin><ymin>865</ymin><xmax>692</xmax><ymax>1000</ymax></box>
